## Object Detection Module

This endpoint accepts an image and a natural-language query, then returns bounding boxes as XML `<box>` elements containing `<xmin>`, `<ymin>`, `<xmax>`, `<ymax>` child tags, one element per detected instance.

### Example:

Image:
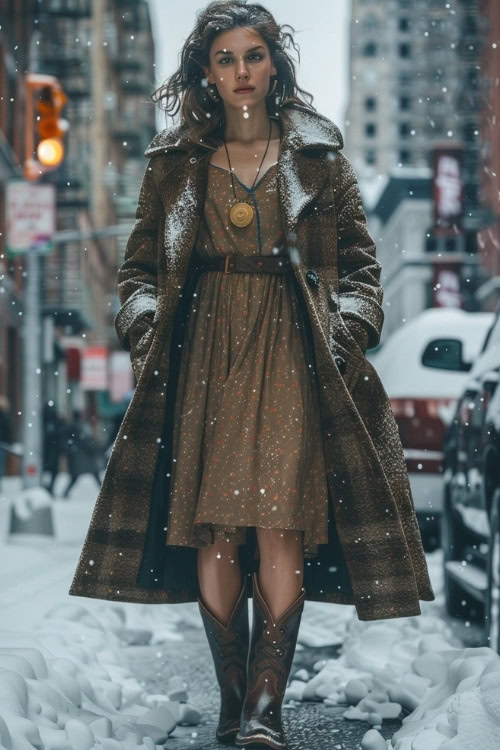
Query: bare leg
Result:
<box><xmin>255</xmin><ymin>528</ymin><xmax>304</xmax><ymax>622</ymax></box>
<box><xmin>198</xmin><ymin>538</ymin><xmax>242</xmax><ymax>626</ymax></box>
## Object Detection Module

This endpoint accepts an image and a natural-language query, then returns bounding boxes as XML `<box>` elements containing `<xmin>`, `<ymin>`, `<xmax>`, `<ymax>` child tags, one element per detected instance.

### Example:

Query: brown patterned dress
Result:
<box><xmin>164</xmin><ymin>160</ymin><xmax>329</xmax><ymax>557</ymax></box>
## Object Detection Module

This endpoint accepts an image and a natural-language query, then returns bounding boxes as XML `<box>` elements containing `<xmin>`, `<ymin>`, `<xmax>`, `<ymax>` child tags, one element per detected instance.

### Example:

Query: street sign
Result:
<box><xmin>5</xmin><ymin>180</ymin><xmax>56</xmax><ymax>256</ymax></box>
<box><xmin>81</xmin><ymin>346</ymin><xmax>109</xmax><ymax>391</ymax></box>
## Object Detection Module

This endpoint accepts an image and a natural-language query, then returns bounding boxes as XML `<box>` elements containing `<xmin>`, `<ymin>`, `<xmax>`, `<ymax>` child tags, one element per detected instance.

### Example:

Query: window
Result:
<box><xmin>399</xmin><ymin>42</ymin><xmax>411</xmax><ymax>58</ymax></box>
<box><xmin>365</xmin><ymin>122</ymin><xmax>377</xmax><ymax>137</ymax></box>
<box><xmin>398</xmin><ymin>17</ymin><xmax>410</xmax><ymax>31</ymax></box>
<box><xmin>365</xmin><ymin>149</ymin><xmax>376</xmax><ymax>165</ymax></box>
<box><xmin>465</xmin><ymin>66</ymin><xmax>479</xmax><ymax>87</ymax></box>
<box><xmin>421</xmin><ymin>340</ymin><xmax>469</xmax><ymax>372</ymax></box>
<box><xmin>399</xmin><ymin>149</ymin><xmax>411</xmax><ymax>164</ymax></box>
<box><xmin>463</xmin><ymin>15</ymin><xmax>478</xmax><ymax>35</ymax></box>
<box><xmin>425</xmin><ymin>236</ymin><xmax>437</xmax><ymax>253</ymax></box>
<box><xmin>364</xmin><ymin>96</ymin><xmax>377</xmax><ymax>112</ymax></box>
<box><xmin>399</xmin><ymin>122</ymin><xmax>411</xmax><ymax>138</ymax></box>
<box><xmin>399</xmin><ymin>95</ymin><xmax>411</xmax><ymax>111</ymax></box>
<box><xmin>363</xmin><ymin>41</ymin><xmax>377</xmax><ymax>56</ymax></box>
<box><xmin>463</xmin><ymin>123</ymin><xmax>477</xmax><ymax>142</ymax></box>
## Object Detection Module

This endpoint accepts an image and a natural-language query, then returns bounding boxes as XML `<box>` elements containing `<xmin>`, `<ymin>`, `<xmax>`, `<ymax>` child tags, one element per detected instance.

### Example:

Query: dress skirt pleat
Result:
<box><xmin>164</xmin><ymin>161</ymin><xmax>329</xmax><ymax>557</ymax></box>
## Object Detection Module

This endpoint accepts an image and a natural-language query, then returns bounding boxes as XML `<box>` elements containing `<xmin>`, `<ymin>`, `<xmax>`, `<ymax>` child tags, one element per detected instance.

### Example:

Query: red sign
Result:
<box><xmin>432</xmin><ymin>147</ymin><xmax>463</xmax><ymax>234</ymax></box>
<box><xmin>81</xmin><ymin>347</ymin><xmax>108</xmax><ymax>391</ymax></box>
<box><xmin>432</xmin><ymin>264</ymin><xmax>463</xmax><ymax>308</ymax></box>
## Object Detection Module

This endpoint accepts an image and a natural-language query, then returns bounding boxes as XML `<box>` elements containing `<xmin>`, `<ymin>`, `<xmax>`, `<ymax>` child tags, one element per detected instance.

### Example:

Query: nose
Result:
<box><xmin>235</xmin><ymin>57</ymin><xmax>250</xmax><ymax>80</ymax></box>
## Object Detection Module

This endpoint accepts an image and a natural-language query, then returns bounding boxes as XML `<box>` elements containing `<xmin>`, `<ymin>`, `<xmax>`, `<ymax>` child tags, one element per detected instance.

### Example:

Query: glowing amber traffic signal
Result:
<box><xmin>37</xmin><ymin>137</ymin><xmax>65</xmax><ymax>166</ymax></box>
<box><xmin>35</xmin><ymin>85</ymin><xmax>68</xmax><ymax>168</ymax></box>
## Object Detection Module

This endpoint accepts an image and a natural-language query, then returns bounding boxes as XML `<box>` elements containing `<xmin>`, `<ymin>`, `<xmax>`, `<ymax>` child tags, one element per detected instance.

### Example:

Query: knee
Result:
<box><xmin>256</xmin><ymin>528</ymin><xmax>302</xmax><ymax>562</ymax></box>
<box><xmin>198</xmin><ymin>539</ymin><xmax>240</xmax><ymax>562</ymax></box>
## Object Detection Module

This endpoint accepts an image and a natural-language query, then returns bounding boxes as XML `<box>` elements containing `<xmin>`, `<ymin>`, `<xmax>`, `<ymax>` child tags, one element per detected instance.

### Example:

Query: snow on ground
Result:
<box><xmin>0</xmin><ymin>475</ymin><xmax>499</xmax><ymax>749</ymax></box>
<box><xmin>287</xmin><ymin>552</ymin><xmax>500</xmax><ymax>750</ymax></box>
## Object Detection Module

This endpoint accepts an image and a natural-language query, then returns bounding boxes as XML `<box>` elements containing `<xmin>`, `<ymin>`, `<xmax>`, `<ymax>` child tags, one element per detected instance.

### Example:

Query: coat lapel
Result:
<box><xmin>144</xmin><ymin>102</ymin><xmax>344</xmax><ymax>268</ymax></box>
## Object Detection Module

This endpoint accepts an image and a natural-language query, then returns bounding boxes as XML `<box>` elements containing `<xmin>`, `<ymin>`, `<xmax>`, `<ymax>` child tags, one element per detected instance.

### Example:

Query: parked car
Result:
<box><xmin>442</xmin><ymin>305</ymin><xmax>500</xmax><ymax>652</ymax></box>
<box><xmin>368</xmin><ymin>308</ymin><xmax>494</xmax><ymax>550</ymax></box>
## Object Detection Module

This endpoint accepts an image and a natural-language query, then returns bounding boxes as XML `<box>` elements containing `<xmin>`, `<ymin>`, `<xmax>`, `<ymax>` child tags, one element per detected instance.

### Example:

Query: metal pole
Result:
<box><xmin>9</xmin><ymin>242</ymin><xmax>55</xmax><ymax>539</ymax></box>
<box><xmin>21</xmin><ymin>244</ymin><xmax>43</xmax><ymax>488</ymax></box>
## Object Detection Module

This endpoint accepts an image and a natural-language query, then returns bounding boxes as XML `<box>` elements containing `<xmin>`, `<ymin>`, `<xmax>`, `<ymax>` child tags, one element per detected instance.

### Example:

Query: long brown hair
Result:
<box><xmin>150</xmin><ymin>1</ymin><xmax>316</xmax><ymax>147</ymax></box>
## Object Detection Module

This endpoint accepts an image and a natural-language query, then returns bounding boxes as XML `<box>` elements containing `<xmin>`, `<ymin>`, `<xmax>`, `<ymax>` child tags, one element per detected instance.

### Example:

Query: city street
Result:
<box><xmin>0</xmin><ymin>475</ymin><xmax>495</xmax><ymax>750</ymax></box>
<box><xmin>1</xmin><ymin>3</ymin><xmax>500</xmax><ymax>748</ymax></box>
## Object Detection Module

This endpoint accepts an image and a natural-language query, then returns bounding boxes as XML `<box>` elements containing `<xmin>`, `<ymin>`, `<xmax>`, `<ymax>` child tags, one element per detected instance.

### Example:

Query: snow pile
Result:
<box><xmin>0</xmin><ymin>602</ymin><xmax>201</xmax><ymax>750</ymax></box>
<box><xmin>298</xmin><ymin>599</ymin><xmax>354</xmax><ymax>648</ymax></box>
<box><xmin>286</xmin><ymin>611</ymin><xmax>500</xmax><ymax>750</ymax></box>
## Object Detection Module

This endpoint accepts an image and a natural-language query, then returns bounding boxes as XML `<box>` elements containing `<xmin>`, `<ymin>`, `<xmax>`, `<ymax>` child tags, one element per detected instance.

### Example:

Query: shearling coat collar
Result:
<box><xmin>143</xmin><ymin>102</ymin><xmax>345</xmax><ymax>236</ymax></box>
<box><xmin>143</xmin><ymin>101</ymin><xmax>344</xmax><ymax>157</ymax></box>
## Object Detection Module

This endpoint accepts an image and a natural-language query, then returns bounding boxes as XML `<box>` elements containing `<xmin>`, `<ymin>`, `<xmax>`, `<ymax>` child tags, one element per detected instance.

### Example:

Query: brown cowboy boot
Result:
<box><xmin>235</xmin><ymin>571</ymin><xmax>305</xmax><ymax>749</ymax></box>
<box><xmin>198</xmin><ymin>579</ymin><xmax>250</xmax><ymax>744</ymax></box>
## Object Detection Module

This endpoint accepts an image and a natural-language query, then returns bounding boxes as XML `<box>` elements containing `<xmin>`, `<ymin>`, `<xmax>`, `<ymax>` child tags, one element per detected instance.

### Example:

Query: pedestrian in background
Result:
<box><xmin>42</xmin><ymin>403</ymin><xmax>67</xmax><ymax>496</ymax></box>
<box><xmin>61</xmin><ymin>411</ymin><xmax>102</xmax><ymax>499</ymax></box>
<box><xmin>0</xmin><ymin>394</ymin><xmax>13</xmax><ymax>492</ymax></box>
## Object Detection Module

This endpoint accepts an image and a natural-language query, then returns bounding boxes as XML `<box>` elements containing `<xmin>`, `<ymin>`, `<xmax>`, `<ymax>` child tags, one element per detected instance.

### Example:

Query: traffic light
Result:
<box><xmin>35</xmin><ymin>85</ymin><xmax>68</xmax><ymax>168</ymax></box>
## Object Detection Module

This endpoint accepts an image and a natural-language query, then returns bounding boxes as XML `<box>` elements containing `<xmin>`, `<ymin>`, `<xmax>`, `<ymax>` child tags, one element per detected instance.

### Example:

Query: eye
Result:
<box><xmin>218</xmin><ymin>53</ymin><xmax>263</xmax><ymax>65</ymax></box>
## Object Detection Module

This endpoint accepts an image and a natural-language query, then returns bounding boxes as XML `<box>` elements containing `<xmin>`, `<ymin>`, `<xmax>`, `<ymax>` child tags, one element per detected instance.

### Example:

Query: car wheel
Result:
<box><xmin>486</xmin><ymin>488</ymin><xmax>500</xmax><ymax>654</ymax></box>
<box><xmin>417</xmin><ymin>511</ymin><xmax>441</xmax><ymax>552</ymax></box>
<box><xmin>442</xmin><ymin>482</ymin><xmax>470</xmax><ymax>618</ymax></box>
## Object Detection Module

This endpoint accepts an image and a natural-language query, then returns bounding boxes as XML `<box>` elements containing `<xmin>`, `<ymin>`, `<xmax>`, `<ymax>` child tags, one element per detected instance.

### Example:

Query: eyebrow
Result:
<box><xmin>214</xmin><ymin>45</ymin><xmax>265</xmax><ymax>56</ymax></box>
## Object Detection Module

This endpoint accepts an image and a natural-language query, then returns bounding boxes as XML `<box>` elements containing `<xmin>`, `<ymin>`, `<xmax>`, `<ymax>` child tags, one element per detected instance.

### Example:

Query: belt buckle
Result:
<box><xmin>224</xmin><ymin>255</ymin><xmax>233</xmax><ymax>273</ymax></box>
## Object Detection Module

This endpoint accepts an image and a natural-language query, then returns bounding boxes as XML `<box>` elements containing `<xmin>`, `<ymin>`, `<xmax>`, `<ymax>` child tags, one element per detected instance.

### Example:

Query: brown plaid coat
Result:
<box><xmin>69</xmin><ymin>101</ymin><xmax>435</xmax><ymax>621</ymax></box>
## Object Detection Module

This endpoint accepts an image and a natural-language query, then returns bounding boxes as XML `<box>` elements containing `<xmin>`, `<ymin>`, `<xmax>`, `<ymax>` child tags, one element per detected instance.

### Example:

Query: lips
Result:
<box><xmin>234</xmin><ymin>86</ymin><xmax>255</xmax><ymax>92</ymax></box>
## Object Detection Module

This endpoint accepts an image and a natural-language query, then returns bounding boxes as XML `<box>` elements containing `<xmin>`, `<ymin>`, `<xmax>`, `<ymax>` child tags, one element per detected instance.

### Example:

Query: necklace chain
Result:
<box><xmin>223</xmin><ymin>119</ymin><xmax>273</xmax><ymax>201</ymax></box>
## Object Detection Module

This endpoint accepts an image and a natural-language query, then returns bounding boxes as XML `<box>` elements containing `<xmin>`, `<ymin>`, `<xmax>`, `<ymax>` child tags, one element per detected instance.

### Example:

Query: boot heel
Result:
<box><xmin>235</xmin><ymin>572</ymin><xmax>305</xmax><ymax>749</ymax></box>
<box><xmin>198</xmin><ymin>579</ymin><xmax>250</xmax><ymax>744</ymax></box>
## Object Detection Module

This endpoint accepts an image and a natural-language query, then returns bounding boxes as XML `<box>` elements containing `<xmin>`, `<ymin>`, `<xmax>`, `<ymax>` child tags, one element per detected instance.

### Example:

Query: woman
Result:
<box><xmin>70</xmin><ymin>2</ymin><xmax>435</xmax><ymax>749</ymax></box>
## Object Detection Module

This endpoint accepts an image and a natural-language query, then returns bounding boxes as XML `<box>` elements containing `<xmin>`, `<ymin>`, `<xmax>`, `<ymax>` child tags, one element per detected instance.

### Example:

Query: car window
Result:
<box><xmin>421</xmin><ymin>339</ymin><xmax>470</xmax><ymax>371</ymax></box>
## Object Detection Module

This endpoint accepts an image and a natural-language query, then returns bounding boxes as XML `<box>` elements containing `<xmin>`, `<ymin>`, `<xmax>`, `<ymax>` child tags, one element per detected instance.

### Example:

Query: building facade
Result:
<box><xmin>345</xmin><ymin>0</ymin><xmax>492</xmax><ymax>335</ymax></box>
<box><xmin>0</xmin><ymin>0</ymin><xmax>37</xmax><ymax>459</ymax></box>
<box><xmin>1</xmin><ymin>0</ymin><xmax>156</xmax><ymax>476</ymax></box>
<box><xmin>33</xmin><ymin>0</ymin><xmax>156</xmax><ymax>421</ymax></box>
<box><xmin>476</xmin><ymin>0</ymin><xmax>500</xmax><ymax>309</ymax></box>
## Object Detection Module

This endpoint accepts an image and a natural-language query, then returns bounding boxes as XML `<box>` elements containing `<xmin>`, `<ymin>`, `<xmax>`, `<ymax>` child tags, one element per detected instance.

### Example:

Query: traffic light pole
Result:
<box><xmin>8</xmin><ymin>72</ymin><xmax>67</xmax><ymax>539</ymax></box>
<box><xmin>21</xmin><ymin>244</ymin><xmax>43</xmax><ymax>488</ymax></box>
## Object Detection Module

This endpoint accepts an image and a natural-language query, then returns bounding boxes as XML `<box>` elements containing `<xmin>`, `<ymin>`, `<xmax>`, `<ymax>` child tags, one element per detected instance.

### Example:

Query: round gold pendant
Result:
<box><xmin>230</xmin><ymin>202</ymin><xmax>254</xmax><ymax>228</ymax></box>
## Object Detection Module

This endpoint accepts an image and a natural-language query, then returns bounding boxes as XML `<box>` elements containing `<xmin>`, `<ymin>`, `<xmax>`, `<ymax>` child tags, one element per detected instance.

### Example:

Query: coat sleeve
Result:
<box><xmin>333</xmin><ymin>152</ymin><xmax>384</xmax><ymax>351</ymax></box>
<box><xmin>114</xmin><ymin>159</ymin><xmax>162</xmax><ymax>352</ymax></box>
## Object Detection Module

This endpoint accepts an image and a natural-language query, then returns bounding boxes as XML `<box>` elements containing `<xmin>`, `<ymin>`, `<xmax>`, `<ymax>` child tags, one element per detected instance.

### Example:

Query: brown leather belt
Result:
<box><xmin>194</xmin><ymin>254</ymin><xmax>293</xmax><ymax>274</ymax></box>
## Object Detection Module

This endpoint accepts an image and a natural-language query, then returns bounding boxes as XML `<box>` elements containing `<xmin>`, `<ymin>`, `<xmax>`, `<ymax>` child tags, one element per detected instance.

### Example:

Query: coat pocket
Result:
<box><xmin>328</xmin><ymin>310</ymin><xmax>365</xmax><ymax>394</ymax></box>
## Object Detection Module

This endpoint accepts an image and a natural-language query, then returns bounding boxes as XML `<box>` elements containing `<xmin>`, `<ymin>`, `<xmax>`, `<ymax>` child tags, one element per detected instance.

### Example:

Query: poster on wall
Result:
<box><xmin>432</xmin><ymin>146</ymin><xmax>464</xmax><ymax>233</ymax></box>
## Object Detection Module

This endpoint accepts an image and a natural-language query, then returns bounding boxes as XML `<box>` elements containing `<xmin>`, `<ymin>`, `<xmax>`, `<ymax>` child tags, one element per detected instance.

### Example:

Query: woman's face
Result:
<box><xmin>203</xmin><ymin>26</ymin><xmax>277</xmax><ymax>110</ymax></box>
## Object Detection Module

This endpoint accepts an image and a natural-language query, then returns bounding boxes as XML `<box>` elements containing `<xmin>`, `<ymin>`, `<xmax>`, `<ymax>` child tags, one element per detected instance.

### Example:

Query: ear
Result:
<box><xmin>202</xmin><ymin>66</ymin><xmax>215</xmax><ymax>85</ymax></box>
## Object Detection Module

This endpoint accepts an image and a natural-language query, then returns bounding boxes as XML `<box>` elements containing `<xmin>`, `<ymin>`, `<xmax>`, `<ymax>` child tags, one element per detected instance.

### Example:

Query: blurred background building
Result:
<box><xmin>0</xmin><ymin>0</ymin><xmax>155</xmax><ymax>455</ymax></box>
<box><xmin>344</xmin><ymin>0</ymin><xmax>497</xmax><ymax>339</ymax></box>
<box><xmin>477</xmin><ymin>0</ymin><xmax>500</xmax><ymax>309</ymax></box>
<box><xmin>0</xmin><ymin>0</ymin><xmax>498</xmax><ymax>481</ymax></box>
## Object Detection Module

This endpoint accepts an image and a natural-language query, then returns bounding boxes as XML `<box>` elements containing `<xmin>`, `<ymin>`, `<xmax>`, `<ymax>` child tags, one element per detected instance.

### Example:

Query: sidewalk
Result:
<box><xmin>128</xmin><ymin>624</ymin><xmax>404</xmax><ymax>750</ymax></box>
<box><xmin>0</xmin><ymin>474</ymin><xmax>402</xmax><ymax>748</ymax></box>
